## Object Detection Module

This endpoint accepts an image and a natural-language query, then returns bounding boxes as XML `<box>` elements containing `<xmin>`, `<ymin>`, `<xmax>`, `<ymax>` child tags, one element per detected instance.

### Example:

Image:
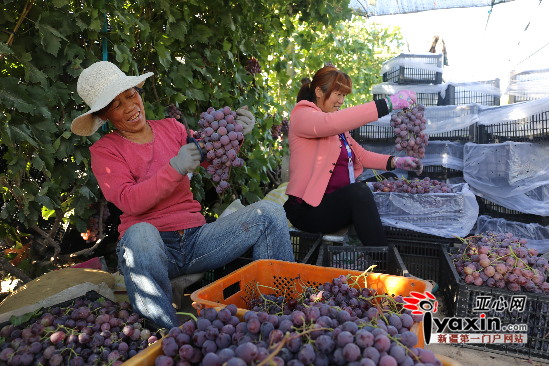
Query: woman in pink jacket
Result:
<box><xmin>284</xmin><ymin>65</ymin><xmax>422</xmax><ymax>246</ymax></box>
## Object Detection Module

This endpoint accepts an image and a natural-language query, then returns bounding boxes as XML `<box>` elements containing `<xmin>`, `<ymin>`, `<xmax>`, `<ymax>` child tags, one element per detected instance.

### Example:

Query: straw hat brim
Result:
<box><xmin>71</xmin><ymin>72</ymin><xmax>154</xmax><ymax>136</ymax></box>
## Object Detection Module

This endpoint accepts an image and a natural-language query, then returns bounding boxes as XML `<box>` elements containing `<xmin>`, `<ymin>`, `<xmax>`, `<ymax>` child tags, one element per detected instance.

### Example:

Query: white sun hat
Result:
<box><xmin>71</xmin><ymin>61</ymin><xmax>154</xmax><ymax>136</ymax></box>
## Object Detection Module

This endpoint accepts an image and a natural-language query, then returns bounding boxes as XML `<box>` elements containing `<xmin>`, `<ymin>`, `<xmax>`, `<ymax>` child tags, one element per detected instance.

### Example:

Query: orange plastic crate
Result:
<box><xmin>190</xmin><ymin>259</ymin><xmax>432</xmax><ymax>315</ymax></box>
<box><xmin>123</xmin><ymin>260</ymin><xmax>463</xmax><ymax>366</ymax></box>
<box><xmin>190</xmin><ymin>260</ymin><xmax>432</xmax><ymax>347</ymax></box>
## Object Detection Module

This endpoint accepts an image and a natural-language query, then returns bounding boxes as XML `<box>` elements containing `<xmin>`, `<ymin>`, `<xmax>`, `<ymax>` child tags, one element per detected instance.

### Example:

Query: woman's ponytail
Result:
<box><xmin>296</xmin><ymin>77</ymin><xmax>314</xmax><ymax>103</ymax></box>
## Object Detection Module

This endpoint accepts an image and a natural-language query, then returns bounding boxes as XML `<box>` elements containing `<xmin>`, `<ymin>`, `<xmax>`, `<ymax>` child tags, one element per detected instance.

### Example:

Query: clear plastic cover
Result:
<box><xmin>368</xmin><ymin>182</ymin><xmax>479</xmax><ymax>238</ymax></box>
<box><xmin>474</xmin><ymin>215</ymin><xmax>549</xmax><ymax>254</ymax></box>
<box><xmin>464</xmin><ymin>142</ymin><xmax>549</xmax><ymax>189</ymax></box>
<box><xmin>463</xmin><ymin>142</ymin><xmax>549</xmax><ymax>215</ymax></box>
<box><xmin>440</xmin><ymin>81</ymin><xmax>501</xmax><ymax>99</ymax></box>
<box><xmin>370</xmin><ymin>103</ymin><xmax>479</xmax><ymax>136</ymax></box>
<box><xmin>477</xmin><ymin>97</ymin><xmax>549</xmax><ymax>125</ymax></box>
<box><xmin>506</xmin><ymin>69</ymin><xmax>549</xmax><ymax>100</ymax></box>
<box><xmin>358</xmin><ymin>141</ymin><xmax>464</xmax><ymax>171</ymax></box>
<box><xmin>380</xmin><ymin>53</ymin><xmax>444</xmax><ymax>74</ymax></box>
<box><xmin>372</xmin><ymin>82</ymin><xmax>447</xmax><ymax>95</ymax></box>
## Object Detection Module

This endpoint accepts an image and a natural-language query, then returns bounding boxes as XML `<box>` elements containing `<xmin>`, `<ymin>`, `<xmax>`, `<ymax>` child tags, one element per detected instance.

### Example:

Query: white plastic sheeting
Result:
<box><xmin>463</xmin><ymin>141</ymin><xmax>549</xmax><ymax>215</ymax></box>
<box><xmin>359</xmin><ymin>140</ymin><xmax>465</xmax><ymax>170</ymax></box>
<box><xmin>368</xmin><ymin>182</ymin><xmax>478</xmax><ymax>238</ymax></box>
<box><xmin>350</xmin><ymin>0</ymin><xmax>516</xmax><ymax>16</ymax></box>
<box><xmin>367</xmin><ymin>103</ymin><xmax>479</xmax><ymax>134</ymax></box>
<box><xmin>476</xmin><ymin>97</ymin><xmax>549</xmax><ymax>125</ymax></box>
<box><xmin>372</xmin><ymin>82</ymin><xmax>447</xmax><ymax>96</ymax></box>
<box><xmin>506</xmin><ymin>69</ymin><xmax>549</xmax><ymax>100</ymax></box>
<box><xmin>474</xmin><ymin>215</ymin><xmax>549</xmax><ymax>254</ymax></box>
<box><xmin>439</xmin><ymin>82</ymin><xmax>502</xmax><ymax>99</ymax></box>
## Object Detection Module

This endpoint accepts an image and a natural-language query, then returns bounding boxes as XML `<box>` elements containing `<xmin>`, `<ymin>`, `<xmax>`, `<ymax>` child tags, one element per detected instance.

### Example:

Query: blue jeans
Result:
<box><xmin>116</xmin><ymin>200</ymin><xmax>294</xmax><ymax>329</ymax></box>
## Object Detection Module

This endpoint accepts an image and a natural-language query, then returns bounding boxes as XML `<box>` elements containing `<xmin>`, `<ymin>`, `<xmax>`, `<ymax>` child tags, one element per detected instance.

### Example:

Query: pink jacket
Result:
<box><xmin>285</xmin><ymin>100</ymin><xmax>391</xmax><ymax>207</ymax></box>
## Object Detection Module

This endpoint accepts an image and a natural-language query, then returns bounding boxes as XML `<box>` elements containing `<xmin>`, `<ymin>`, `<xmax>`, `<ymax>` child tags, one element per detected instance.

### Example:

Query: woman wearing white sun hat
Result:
<box><xmin>72</xmin><ymin>61</ymin><xmax>295</xmax><ymax>329</ymax></box>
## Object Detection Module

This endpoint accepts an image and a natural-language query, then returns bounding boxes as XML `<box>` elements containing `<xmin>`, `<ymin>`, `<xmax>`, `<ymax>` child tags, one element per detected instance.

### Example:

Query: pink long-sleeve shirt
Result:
<box><xmin>90</xmin><ymin>118</ymin><xmax>206</xmax><ymax>237</ymax></box>
<box><xmin>285</xmin><ymin>100</ymin><xmax>392</xmax><ymax>207</ymax></box>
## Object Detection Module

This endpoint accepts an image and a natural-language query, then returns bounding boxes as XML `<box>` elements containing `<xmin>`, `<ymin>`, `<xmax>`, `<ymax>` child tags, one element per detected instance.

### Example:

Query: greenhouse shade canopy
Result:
<box><xmin>350</xmin><ymin>0</ymin><xmax>516</xmax><ymax>16</ymax></box>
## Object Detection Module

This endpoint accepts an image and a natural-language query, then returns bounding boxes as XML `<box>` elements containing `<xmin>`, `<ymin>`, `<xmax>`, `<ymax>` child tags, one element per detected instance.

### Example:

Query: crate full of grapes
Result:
<box><xmin>369</xmin><ymin>179</ymin><xmax>479</xmax><ymax>239</ymax></box>
<box><xmin>0</xmin><ymin>291</ymin><xmax>162</xmax><ymax>366</ymax></box>
<box><xmin>443</xmin><ymin>232</ymin><xmax>549</xmax><ymax>359</ymax></box>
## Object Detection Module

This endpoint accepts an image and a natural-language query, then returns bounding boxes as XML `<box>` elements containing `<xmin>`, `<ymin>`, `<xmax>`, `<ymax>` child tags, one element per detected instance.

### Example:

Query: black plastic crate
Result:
<box><xmin>316</xmin><ymin>243</ymin><xmax>408</xmax><ymax>277</ymax></box>
<box><xmin>476</xmin><ymin>196</ymin><xmax>549</xmax><ymax>226</ymax></box>
<box><xmin>508</xmin><ymin>68</ymin><xmax>549</xmax><ymax>103</ymax></box>
<box><xmin>442</xmin><ymin>80</ymin><xmax>501</xmax><ymax>106</ymax></box>
<box><xmin>373</xmin><ymin>91</ymin><xmax>443</xmax><ymax>107</ymax></box>
<box><xmin>425</xmin><ymin>104</ymin><xmax>479</xmax><ymax>142</ymax></box>
<box><xmin>383</xmin><ymin>226</ymin><xmax>458</xmax><ymax>246</ymax></box>
<box><xmin>477</xmin><ymin>108</ymin><xmax>549</xmax><ymax>143</ymax></box>
<box><xmin>443</xmin><ymin>247</ymin><xmax>549</xmax><ymax>359</ymax></box>
<box><xmin>389</xmin><ymin>240</ymin><xmax>457</xmax><ymax>317</ymax></box>
<box><xmin>350</xmin><ymin>121</ymin><xmax>394</xmax><ymax>144</ymax></box>
<box><xmin>408</xmin><ymin>165</ymin><xmax>463</xmax><ymax>182</ymax></box>
<box><xmin>190</xmin><ymin>255</ymin><xmax>254</xmax><ymax>290</ymax></box>
<box><xmin>189</xmin><ymin>232</ymin><xmax>322</xmax><ymax>290</ymax></box>
<box><xmin>382</xmin><ymin>53</ymin><xmax>444</xmax><ymax>85</ymax></box>
<box><xmin>389</xmin><ymin>240</ymin><xmax>450</xmax><ymax>284</ymax></box>
<box><xmin>290</xmin><ymin>230</ymin><xmax>323</xmax><ymax>264</ymax></box>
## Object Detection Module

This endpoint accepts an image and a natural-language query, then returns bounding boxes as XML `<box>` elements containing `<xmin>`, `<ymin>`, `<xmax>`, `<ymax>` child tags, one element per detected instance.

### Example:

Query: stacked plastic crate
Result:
<box><xmin>466</xmin><ymin>69</ymin><xmax>549</xmax><ymax>227</ymax></box>
<box><xmin>441</xmin><ymin>72</ymin><xmax>549</xmax><ymax>359</ymax></box>
<box><xmin>349</xmin><ymin>54</ymin><xmax>480</xmax><ymax>289</ymax></box>
<box><xmin>507</xmin><ymin>68</ymin><xmax>549</xmax><ymax>103</ymax></box>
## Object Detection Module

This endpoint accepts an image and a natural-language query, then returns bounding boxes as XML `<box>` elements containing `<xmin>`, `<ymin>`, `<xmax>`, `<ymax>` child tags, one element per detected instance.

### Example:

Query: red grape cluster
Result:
<box><xmin>245</xmin><ymin>57</ymin><xmax>261</xmax><ymax>75</ymax></box>
<box><xmin>196</xmin><ymin>106</ymin><xmax>245</xmax><ymax>194</ymax></box>
<box><xmin>372</xmin><ymin>177</ymin><xmax>452</xmax><ymax>194</ymax></box>
<box><xmin>154</xmin><ymin>274</ymin><xmax>442</xmax><ymax>366</ymax></box>
<box><xmin>165</xmin><ymin>104</ymin><xmax>183</xmax><ymax>122</ymax></box>
<box><xmin>270</xmin><ymin>118</ymin><xmax>289</xmax><ymax>140</ymax></box>
<box><xmin>390</xmin><ymin>105</ymin><xmax>429</xmax><ymax>159</ymax></box>
<box><xmin>0</xmin><ymin>295</ymin><xmax>159</xmax><ymax>366</ymax></box>
<box><xmin>81</xmin><ymin>205</ymin><xmax>111</xmax><ymax>243</ymax></box>
<box><xmin>451</xmin><ymin>232</ymin><xmax>549</xmax><ymax>293</ymax></box>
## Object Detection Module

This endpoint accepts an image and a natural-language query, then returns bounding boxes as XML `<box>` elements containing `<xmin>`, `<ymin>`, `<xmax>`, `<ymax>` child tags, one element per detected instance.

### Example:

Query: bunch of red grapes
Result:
<box><xmin>390</xmin><ymin>105</ymin><xmax>429</xmax><ymax>159</ymax></box>
<box><xmin>196</xmin><ymin>106</ymin><xmax>245</xmax><ymax>194</ymax></box>
<box><xmin>165</xmin><ymin>104</ymin><xmax>183</xmax><ymax>122</ymax></box>
<box><xmin>451</xmin><ymin>232</ymin><xmax>549</xmax><ymax>293</ymax></box>
<box><xmin>154</xmin><ymin>274</ymin><xmax>443</xmax><ymax>366</ymax></box>
<box><xmin>372</xmin><ymin>177</ymin><xmax>452</xmax><ymax>194</ymax></box>
<box><xmin>270</xmin><ymin>118</ymin><xmax>289</xmax><ymax>140</ymax></box>
<box><xmin>81</xmin><ymin>203</ymin><xmax>111</xmax><ymax>243</ymax></box>
<box><xmin>0</xmin><ymin>295</ymin><xmax>159</xmax><ymax>366</ymax></box>
<box><xmin>245</xmin><ymin>57</ymin><xmax>261</xmax><ymax>75</ymax></box>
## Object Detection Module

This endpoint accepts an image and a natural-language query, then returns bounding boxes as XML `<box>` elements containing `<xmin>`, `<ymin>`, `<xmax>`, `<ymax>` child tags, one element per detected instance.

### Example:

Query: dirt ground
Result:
<box><xmin>426</xmin><ymin>344</ymin><xmax>548</xmax><ymax>365</ymax></box>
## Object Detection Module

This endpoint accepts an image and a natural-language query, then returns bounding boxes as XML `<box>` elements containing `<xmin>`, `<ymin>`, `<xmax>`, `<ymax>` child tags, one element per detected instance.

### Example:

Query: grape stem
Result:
<box><xmin>174</xmin><ymin>311</ymin><xmax>197</xmax><ymax>322</ymax></box>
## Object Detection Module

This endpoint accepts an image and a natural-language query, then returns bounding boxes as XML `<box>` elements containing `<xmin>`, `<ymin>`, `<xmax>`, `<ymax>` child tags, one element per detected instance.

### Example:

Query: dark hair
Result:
<box><xmin>296</xmin><ymin>66</ymin><xmax>352</xmax><ymax>103</ymax></box>
<box><xmin>92</xmin><ymin>86</ymin><xmax>143</xmax><ymax>117</ymax></box>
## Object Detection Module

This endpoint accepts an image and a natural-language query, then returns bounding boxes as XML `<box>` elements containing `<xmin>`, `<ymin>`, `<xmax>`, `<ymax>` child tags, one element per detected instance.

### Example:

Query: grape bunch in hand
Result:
<box><xmin>390</xmin><ymin>104</ymin><xmax>429</xmax><ymax>159</ymax></box>
<box><xmin>196</xmin><ymin>106</ymin><xmax>245</xmax><ymax>194</ymax></box>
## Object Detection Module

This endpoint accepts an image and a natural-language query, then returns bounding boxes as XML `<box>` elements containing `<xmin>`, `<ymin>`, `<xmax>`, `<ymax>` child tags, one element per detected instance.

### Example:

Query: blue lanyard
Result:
<box><xmin>338</xmin><ymin>133</ymin><xmax>355</xmax><ymax>183</ymax></box>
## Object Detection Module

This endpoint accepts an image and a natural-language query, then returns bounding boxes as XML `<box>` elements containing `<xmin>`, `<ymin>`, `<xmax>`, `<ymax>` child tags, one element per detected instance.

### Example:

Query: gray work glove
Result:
<box><xmin>170</xmin><ymin>143</ymin><xmax>202</xmax><ymax>176</ymax></box>
<box><xmin>235</xmin><ymin>107</ymin><xmax>256</xmax><ymax>135</ymax></box>
<box><xmin>394</xmin><ymin>156</ymin><xmax>423</xmax><ymax>175</ymax></box>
